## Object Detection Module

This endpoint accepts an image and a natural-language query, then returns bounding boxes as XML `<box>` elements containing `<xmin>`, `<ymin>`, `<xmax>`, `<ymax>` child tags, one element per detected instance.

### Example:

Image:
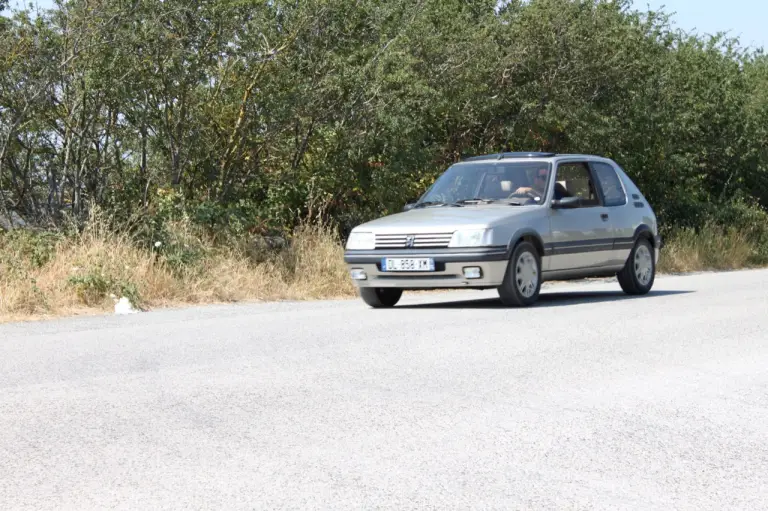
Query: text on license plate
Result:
<box><xmin>382</xmin><ymin>258</ymin><xmax>435</xmax><ymax>272</ymax></box>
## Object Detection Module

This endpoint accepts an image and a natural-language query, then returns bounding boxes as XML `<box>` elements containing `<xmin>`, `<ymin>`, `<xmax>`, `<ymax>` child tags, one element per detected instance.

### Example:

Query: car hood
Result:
<box><xmin>353</xmin><ymin>205</ymin><xmax>537</xmax><ymax>234</ymax></box>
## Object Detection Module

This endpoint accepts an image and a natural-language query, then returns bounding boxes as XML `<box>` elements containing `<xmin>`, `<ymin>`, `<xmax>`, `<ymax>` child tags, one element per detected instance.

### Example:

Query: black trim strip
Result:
<box><xmin>548</xmin><ymin>244</ymin><xmax>615</xmax><ymax>256</ymax></box>
<box><xmin>344</xmin><ymin>246</ymin><xmax>509</xmax><ymax>264</ymax></box>
<box><xmin>544</xmin><ymin>238</ymin><xmax>614</xmax><ymax>256</ymax></box>
<box><xmin>376</xmin><ymin>274</ymin><xmax>460</xmax><ymax>281</ymax></box>
<box><xmin>617</xmin><ymin>233</ymin><xmax>663</xmax><ymax>250</ymax></box>
<box><xmin>546</xmin><ymin>238</ymin><xmax>615</xmax><ymax>249</ymax></box>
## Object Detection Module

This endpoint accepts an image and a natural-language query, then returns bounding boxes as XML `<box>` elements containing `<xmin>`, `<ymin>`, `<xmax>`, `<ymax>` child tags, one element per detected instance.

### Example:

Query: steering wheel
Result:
<box><xmin>508</xmin><ymin>189</ymin><xmax>539</xmax><ymax>202</ymax></box>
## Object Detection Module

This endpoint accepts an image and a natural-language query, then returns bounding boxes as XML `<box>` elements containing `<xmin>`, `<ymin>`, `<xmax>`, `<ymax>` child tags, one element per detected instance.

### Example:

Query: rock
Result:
<box><xmin>249</xmin><ymin>235</ymin><xmax>289</xmax><ymax>262</ymax></box>
<box><xmin>252</xmin><ymin>235</ymin><xmax>288</xmax><ymax>251</ymax></box>
<box><xmin>0</xmin><ymin>210</ymin><xmax>26</xmax><ymax>231</ymax></box>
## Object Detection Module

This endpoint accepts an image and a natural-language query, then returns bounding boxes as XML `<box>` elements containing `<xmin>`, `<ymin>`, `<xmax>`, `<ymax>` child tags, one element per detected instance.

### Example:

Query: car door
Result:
<box><xmin>589</xmin><ymin>160</ymin><xmax>632</xmax><ymax>267</ymax></box>
<box><xmin>547</xmin><ymin>160</ymin><xmax>615</xmax><ymax>271</ymax></box>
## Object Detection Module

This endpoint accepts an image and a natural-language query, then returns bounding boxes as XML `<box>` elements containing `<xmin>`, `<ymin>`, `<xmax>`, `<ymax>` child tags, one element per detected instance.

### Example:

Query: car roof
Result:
<box><xmin>458</xmin><ymin>152</ymin><xmax>613</xmax><ymax>163</ymax></box>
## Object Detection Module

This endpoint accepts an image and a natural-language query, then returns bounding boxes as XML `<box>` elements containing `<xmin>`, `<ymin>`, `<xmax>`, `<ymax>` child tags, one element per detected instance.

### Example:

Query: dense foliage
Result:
<box><xmin>1</xmin><ymin>0</ymin><xmax>767</xmax><ymax>240</ymax></box>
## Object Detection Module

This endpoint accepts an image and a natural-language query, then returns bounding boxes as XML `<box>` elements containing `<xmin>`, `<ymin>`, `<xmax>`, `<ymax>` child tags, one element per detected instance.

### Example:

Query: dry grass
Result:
<box><xmin>658</xmin><ymin>221</ymin><xmax>767</xmax><ymax>273</ymax></box>
<box><xmin>0</xmin><ymin>210</ymin><xmax>356</xmax><ymax>323</ymax></box>
<box><xmin>2</xmin><ymin>210</ymin><xmax>767</xmax><ymax>323</ymax></box>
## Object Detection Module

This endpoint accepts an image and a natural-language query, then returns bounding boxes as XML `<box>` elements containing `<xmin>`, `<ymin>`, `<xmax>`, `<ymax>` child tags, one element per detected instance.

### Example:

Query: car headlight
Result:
<box><xmin>448</xmin><ymin>228</ymin><xmax>493</xmax><ymax>248</ymax></box>
<box><xmin>346</xmin><ymin>231</ymin><xmax>375</xmax><ymax>250</ymax></box>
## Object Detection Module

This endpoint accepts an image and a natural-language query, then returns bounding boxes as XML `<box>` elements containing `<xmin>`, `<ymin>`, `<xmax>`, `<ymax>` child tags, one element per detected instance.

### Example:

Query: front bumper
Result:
<box><xmin>343</xmin><ymin>247</ymin><xmax>510</xmax><ymax>289</ymax></box>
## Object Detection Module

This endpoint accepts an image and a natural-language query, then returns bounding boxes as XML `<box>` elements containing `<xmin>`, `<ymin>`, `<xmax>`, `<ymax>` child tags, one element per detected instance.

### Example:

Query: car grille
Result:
<box><xmin>375</xmin><ymin>233</ymin><xmax>453</xmax><ymax>249</ymax></box>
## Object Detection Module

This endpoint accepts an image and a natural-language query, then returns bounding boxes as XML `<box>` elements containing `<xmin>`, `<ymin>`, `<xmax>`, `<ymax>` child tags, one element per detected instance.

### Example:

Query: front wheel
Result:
<box><xmin>497</xmin><ymin>241</ymin><xmax>542</xmax><ymax>307</ymax></box>
<box><xmin>359</xmin><ymin>287</ymin><xmax>403</xmax><ymax>308</ymax></box>
<box><xmin>617</xmin><ymin>237</ymin><xmax>655</xmax><ymax>295</ymax></box>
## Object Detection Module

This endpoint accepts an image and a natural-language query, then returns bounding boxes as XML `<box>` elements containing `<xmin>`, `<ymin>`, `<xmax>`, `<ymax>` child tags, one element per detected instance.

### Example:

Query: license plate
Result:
<box><xmin>382</xmin><ymin>257</ymin><xmax>435</xmax><ymax>272</ymax></box>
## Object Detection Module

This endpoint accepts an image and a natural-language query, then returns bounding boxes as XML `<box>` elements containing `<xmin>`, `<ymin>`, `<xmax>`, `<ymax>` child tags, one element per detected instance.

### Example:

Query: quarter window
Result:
<box><xmin>592</xmin><ymin>162</ymin><xmax>627</xmax><ymax>207</ymax></box>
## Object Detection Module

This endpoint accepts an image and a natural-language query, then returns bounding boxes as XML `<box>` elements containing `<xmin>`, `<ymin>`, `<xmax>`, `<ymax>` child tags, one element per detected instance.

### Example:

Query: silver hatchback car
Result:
<box><xmin>343</xmin><ymin>152</ymin><xmax>662</xmax><ymax>307</ymax></box>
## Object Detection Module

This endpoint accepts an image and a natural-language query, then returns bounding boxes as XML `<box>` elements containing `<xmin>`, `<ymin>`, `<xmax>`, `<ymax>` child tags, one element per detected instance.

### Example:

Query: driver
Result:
<box><xmin>512</xmin><ymin>167</ymin><xmax>548</xmax><ymax>198</ymax></box>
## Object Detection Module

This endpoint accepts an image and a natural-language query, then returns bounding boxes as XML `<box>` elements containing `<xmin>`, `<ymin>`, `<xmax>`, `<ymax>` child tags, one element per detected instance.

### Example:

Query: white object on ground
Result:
<box><xmin>114</xmin><ymin>296</ymin><xmax>139</xmax><ymax>315</ymax></box>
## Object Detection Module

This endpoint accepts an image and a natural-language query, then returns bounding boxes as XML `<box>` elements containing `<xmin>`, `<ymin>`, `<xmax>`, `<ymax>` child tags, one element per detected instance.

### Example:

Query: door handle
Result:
<box><xmin>600</xmin><ymin>213</ymin><xmax>609</xmax><ymax>221</ymax></box>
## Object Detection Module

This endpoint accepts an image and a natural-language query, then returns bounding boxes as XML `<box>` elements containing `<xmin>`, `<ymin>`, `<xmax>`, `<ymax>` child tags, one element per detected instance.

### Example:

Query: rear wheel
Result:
<box><xmin>498</xmin><ymin>241</ymin><xmax>542</xmax><ymax>307</ymax></box>
<box><xmin>359</xmin><ymin>287</ymin><xmax>403</xmax><ymax>308</ymax></box>
<box><xmin>617</xmin><ymin>237</ymin><xmax>655</xmax><ymax>295</ymax></box>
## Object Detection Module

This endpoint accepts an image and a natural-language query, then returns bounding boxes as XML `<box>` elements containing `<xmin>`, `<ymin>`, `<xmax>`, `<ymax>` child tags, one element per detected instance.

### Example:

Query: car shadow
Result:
<box><xmin>398</xmin><ymin>289</ymin><xmax>693</xmax><ymax>309</ymax></box>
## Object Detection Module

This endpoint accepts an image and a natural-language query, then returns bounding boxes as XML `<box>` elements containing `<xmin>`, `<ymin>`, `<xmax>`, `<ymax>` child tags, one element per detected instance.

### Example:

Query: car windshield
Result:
<box><xmin>417</xmin><ymin>161</ymin><xmax>552</xmax><ymax>206</ymax></box>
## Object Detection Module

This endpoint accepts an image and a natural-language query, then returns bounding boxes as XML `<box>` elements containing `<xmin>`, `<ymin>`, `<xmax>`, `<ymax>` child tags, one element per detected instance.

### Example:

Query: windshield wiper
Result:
<box><xmin>412</xmin><ymin>201</ymin><xmax>459</xmax><ymax>209</ymax></box>
<box><xmin>451</xmin><ymin>198</ymin><xmax>497</xmax><ymax>205</ymax></box>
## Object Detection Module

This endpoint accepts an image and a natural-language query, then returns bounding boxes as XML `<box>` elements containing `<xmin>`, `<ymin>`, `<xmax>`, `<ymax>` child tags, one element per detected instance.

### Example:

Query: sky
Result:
<box><xmin>3</xmin><ymin>0</ymin><xmax>767</xmax><ymax>52</ymax></box>
<box><xmin>642</xmin><ymin>0</ymin><xmax>767</xmax><ymax>51</ymax></box>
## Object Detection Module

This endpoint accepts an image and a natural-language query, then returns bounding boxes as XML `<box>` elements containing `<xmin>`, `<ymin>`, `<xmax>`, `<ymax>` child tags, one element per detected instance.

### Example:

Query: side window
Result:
<box><xmin>553</xmin><ymin>162</ymin><xmax>600</xmax><ymax>207</ymax></box>
<box><xmin>592</xmin><ymin>162</ymin><xmax>627</xmax><ymax>207</ymax></box>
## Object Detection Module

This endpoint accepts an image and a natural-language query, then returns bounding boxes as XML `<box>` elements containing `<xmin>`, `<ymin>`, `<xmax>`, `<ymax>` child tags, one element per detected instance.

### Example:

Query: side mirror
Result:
<box><xmin>551</xmin><ymin>196</ymin><xmax>580</xmax><ymax>209</ymax></box>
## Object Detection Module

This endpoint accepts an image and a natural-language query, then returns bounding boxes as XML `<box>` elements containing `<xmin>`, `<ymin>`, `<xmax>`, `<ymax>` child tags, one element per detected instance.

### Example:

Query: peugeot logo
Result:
<box><xmin>405</xmin><ymin>235</ymin><xmax>415</xmax><ymax>248</ymax></box>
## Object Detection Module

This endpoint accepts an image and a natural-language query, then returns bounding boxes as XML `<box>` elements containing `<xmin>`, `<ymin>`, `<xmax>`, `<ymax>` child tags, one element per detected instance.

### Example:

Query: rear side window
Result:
<box><xmin>592</xmin><ymin>162</ymin><xmax>627</xmax><ymax>207</ymax></box>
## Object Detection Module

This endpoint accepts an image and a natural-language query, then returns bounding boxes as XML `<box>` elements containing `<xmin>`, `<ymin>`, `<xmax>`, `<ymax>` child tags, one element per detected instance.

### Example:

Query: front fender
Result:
<box><xmin>504</xmin><ymin>227</ymin><xmax>546</xmax><ymax>259</ymax></box>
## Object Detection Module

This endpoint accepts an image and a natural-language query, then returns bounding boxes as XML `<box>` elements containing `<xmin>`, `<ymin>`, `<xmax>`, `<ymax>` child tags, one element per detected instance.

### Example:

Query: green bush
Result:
<box><xmin>0</xmin><ymin>230</ymin><xmax>64</xmax><ymax>269</ymax></box>
<box><xmin>67</xmin><ymin>268</ymin><xmax>141</xmax><ymax>307</ymax></box>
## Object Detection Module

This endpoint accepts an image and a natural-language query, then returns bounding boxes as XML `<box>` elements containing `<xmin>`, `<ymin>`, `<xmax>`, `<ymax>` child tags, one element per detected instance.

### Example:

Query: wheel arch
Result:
<box><xmin>633</xmin><ymin>224</ymin><xmax>655</xmax><ymax>248</ymax></box>
<box><xmin>506</xmin><ymin>228</ymin><xmax>546</xmax><ymax>259</ymax></box>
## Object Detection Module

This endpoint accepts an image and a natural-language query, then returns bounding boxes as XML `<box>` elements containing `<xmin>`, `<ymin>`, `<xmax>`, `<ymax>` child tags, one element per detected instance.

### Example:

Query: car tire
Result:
<box><xmin>617</xmin><ymin>237</ymin><xmax>655</xmax><ymax>295</ymax></box>
<box><xmin>359</xmin><ymin>287</ymin><xmax>403</xmax><ymax>308</ymax></box>
<box><xmin>498</xmin><ymin>241</ymin><xmax>542</xmax><ymax>307</ymax></box>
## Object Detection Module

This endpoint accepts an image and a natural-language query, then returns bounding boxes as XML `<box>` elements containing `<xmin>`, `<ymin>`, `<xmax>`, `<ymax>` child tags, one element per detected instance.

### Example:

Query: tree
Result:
<box><xmin>0</xmin><ymin>0</ymin><xmax>766</xmax><ymax>237</ymax></box>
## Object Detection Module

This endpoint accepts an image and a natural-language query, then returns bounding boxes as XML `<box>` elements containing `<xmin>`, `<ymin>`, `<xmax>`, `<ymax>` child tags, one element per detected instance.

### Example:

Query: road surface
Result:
<box><xmin>1</xmin><ymin>269</ymin><xmax>767</xmax><ymax>510</ymax></box>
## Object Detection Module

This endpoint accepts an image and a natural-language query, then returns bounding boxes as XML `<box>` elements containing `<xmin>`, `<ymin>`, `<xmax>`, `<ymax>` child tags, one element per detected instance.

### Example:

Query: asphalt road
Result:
<box><xmin>1</xmin><ymin>269</ymin><xmax>767</xmax><ymax>510</ymax></box>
